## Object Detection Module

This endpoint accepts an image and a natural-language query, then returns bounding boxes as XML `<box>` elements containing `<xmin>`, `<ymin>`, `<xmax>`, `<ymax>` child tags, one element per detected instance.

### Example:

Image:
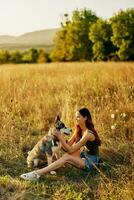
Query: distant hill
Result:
<box><xmin>0</xmin><ymin>28</ymin><xmax>59</xmax><ymax>51</ymax></box>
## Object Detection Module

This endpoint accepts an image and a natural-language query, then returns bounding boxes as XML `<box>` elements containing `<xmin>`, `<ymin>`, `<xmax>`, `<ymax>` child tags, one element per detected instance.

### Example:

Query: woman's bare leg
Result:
<box><xmin>35</xmin><ymin>153</ymin><xmax>85</xmax><ymax>176</ymax></box>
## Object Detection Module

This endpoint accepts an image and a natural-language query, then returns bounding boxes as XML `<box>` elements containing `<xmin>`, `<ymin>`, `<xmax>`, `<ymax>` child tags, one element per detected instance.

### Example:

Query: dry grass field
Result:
<box><xmin>0</xmin><ymin>62</ymin><xmax>133</xmax><ymax>200</ymax></box>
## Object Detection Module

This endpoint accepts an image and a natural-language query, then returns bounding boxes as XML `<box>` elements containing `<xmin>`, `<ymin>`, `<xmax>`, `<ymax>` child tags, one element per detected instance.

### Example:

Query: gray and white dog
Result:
<box><xmin>27</xmin><ymin>116</ymin><xmax>72</xmax><ymax>174</ymax></box>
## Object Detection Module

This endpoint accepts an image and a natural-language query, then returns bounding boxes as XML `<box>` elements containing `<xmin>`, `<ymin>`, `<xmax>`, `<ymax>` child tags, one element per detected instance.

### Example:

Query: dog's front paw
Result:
<box><xmin>50</xmin><ymin>171</ymin><xmax>56</xmax><ymax>175</ymax></box>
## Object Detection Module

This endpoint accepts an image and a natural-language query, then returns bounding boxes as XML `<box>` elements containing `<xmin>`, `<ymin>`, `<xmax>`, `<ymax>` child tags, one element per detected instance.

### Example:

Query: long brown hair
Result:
<box><xmin>75</xmin><ymin>108</ymin><xmax>101</xmax><ymax>145</ymax></box>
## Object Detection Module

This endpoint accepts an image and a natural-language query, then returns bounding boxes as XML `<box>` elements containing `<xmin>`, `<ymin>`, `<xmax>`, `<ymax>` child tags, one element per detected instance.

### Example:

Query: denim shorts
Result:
<box><xmin>80</xmin><ymin>151</ymin><xmax>100</xmax><ymax>172</ymax></box>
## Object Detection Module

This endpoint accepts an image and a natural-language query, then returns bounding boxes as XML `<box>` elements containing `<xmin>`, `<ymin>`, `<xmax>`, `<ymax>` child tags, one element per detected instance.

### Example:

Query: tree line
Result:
<box><xmin>0</xmin><ymin>8</ymin><xmax>134</xmax><ymax>64</ymax></box>
<box><xmin>0</xmin><ymin>48</ymin><xmax>50</xmax><ymax>64</ymax></box>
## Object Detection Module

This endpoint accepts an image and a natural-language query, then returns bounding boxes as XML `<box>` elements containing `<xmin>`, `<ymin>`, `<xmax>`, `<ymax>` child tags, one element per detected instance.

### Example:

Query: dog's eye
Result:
<box><xmin>61</xmin><ymin>123</ymin><xmax>65</xmax><ymax>127</ymax></box>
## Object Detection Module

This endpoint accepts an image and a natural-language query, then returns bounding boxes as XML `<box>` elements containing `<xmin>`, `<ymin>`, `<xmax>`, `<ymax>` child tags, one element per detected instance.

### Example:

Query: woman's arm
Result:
<box><xmin>60</xmin><ymin>133</ymin><xmax>75</xmax><ymax>151</ymax></box>
<box><xmin>55</xmin><ymin>130</ymin><xmax>95</xmax><ymax>154</ymax></box>
<box><xmin>67</xmin><ymin>133</ymin><xmax>76</xmax><ymax>146</ymax></box>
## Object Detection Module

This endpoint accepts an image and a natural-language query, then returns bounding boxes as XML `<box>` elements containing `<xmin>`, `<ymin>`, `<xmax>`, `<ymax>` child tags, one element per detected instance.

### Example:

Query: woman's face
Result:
<box><xmin>75</xmin><ymin>111</ymin><xmax>87</xmax><ymax>127</ymax></box>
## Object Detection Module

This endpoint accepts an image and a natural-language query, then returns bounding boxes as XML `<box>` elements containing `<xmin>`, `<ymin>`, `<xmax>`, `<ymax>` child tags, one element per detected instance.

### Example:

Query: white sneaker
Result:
<box><xmin>20</xmin><ymin>171</ymin><xmax>40</xmax><ymax>181</ymax></box>
<box><xmin>50</xmin><ymin>170</ymin><xmax>57</xmax><ymax>175</ymax></box>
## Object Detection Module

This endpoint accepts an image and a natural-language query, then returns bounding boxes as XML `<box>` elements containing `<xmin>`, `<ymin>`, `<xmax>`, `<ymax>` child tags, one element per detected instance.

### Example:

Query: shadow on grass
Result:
<box><xmin>0</xmin><ymin>147</ymin><xmax>132</xmax><ymax>200</ymax></box>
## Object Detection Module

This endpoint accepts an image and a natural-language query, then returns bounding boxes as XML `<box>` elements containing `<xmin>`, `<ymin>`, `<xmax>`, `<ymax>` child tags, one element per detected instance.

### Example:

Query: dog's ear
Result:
<box><xmin>55</xmin><ymin>115</ymin><xmax>60</xmax><ymax>122</ymax></box>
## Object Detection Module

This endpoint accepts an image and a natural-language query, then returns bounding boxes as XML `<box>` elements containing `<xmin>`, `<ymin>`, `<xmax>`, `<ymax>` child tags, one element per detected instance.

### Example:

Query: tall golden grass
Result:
<box><xmin>0</xmin><ymin>62</ymin><xmax>133</xmax><ymax>199</ymax></box>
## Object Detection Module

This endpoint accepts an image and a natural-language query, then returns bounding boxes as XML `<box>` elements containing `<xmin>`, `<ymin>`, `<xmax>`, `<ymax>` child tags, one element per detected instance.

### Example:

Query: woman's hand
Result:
<box><xmin>53</xmin><ymin>129</ymin><xmax>61</xmax><ymax>139</ymax></box>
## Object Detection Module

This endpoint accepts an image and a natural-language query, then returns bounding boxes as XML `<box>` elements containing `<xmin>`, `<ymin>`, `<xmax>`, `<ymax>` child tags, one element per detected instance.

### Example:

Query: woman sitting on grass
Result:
<box><xmin>20</xmin><ymin>107</ymin><xmax>101</xmax><ymax>181</ymax></box>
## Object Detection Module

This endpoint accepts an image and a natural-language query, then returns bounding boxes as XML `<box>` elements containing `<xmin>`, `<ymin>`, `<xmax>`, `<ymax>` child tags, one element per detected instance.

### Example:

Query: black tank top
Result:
<box><xmin>84</xmin><ymin>130</ymin><xmax>100</xmax><ymax>156</ymax></box>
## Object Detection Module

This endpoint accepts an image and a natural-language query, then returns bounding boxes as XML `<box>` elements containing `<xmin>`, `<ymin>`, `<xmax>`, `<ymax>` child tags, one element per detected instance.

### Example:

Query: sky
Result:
<box><xmin>0</xmin><ymin>0</ymin><xmax>133</xmax><ymax>36</ymax></box>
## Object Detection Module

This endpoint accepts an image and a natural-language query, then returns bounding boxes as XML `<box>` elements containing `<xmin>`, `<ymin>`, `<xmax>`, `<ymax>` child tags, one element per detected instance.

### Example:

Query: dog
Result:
<box><xmin>26</xmin><ymin>116</ymin><xmax>72</xmax><ymax>174</ymax></box>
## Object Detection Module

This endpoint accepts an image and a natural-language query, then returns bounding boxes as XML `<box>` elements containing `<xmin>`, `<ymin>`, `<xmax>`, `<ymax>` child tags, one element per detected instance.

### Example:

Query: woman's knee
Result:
<box><xmin>58</xmin><ymin>153</ymin><xmax>69</xmax><ymax>164</ymax></box>
<box><xmin>62</xmin><ymin>153</ymin><xmax>72</xmax><ymax>162</ymax></box>
<box><xmin>62</xmin><ymin>153</ymin><xmax>69</xmax><ymax>158</ymax></box>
